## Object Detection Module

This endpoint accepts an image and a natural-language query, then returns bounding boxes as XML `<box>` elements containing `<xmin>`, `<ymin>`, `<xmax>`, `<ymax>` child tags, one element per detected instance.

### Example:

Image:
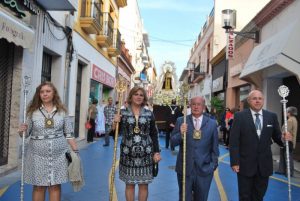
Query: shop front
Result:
<box><xmin>212</xmin><ymin>58</ymin><xmax>226</xmax><ymax>104</ymax></box>
<box><xmin>91</xmin><ymin>64</ymin><xmax>116</xmax><ymax>103</ymax></box>
<box><xmin>0</xmin><ymin>5</ymin><xmax>35</xmax><ymax>169</ymax></box>
<box><xmin>240</xmin><ymin>16</ymin><xmax>300</xmax><ymax>157</ymax></box>
<box><xmin>227</xmin><ymin>38</ymin><xmax>254</xmax><ymax>111</ymax></box>
<box><xmin>117</xmin><ymin>67</ymin><xmax>131</xmax><ymax>100</ymax></box>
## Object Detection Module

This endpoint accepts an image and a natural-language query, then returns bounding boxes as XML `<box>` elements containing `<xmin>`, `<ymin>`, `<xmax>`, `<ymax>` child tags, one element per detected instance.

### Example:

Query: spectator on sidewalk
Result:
<box><xmin>103</xmin><ymin>97</ymin><xmax>116</xmax><ymax>146</ymax></box>
<box><xmin>87</xmin><ymin>99</ymin><xmax>98</xmax><ymax>142</ymax></box>
<box><xmin>95</xmin><ymin>99</ymin><xmax>106</xmax><ymax>137</ymax></box>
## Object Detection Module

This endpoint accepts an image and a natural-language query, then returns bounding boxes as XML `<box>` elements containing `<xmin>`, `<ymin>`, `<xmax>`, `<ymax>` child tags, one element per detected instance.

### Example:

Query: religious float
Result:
<box><xmin>152</xmin><ymin>61</ymin><xmax>183</xmax><ymax>131</ymax></box>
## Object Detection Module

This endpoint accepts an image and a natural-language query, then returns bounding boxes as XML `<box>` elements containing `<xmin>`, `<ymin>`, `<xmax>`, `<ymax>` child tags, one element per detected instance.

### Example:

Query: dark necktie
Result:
<box><xmin>255</xmin><ymin>113</ymin><xmax>261</xmax><ymax>130</ymax></box>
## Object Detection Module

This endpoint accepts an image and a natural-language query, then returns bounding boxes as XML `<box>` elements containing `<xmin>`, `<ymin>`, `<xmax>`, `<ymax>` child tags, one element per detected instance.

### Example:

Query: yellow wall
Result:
<box><xmin>75</xmin><ymin>0</ymin><xmax>122</xmax><ymax>65</ymax></box>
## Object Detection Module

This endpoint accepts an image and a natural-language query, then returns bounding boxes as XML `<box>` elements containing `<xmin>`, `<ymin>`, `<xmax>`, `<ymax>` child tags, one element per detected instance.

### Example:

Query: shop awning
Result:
<box><xmin>0</xmin><ymin>12</ymin><xmax>35</xmax><ymax>49</ymax></box>
<box><xmin>36</xmin><ymin>0</ymin><xmax>76</xmax><ymax>11</ymax></box>
<box><xmin>240</xmin><ymin>19</ymin><xmax>300</xmax><ymax>86</ymax></box>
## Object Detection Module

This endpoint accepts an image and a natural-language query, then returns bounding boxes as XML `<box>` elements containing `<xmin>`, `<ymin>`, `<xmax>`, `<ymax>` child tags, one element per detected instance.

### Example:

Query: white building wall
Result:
<box><xmin>9</xmin><ymin>10</ymin><xmax>71</xmax><ymax>174</ymax></box>
<box><xmin>189</xmin><ymin>19</ymin><xmax>214</xmax><ymax>99</ymax></box>
<box><xmin>256</xmin><ymin>0</ymin><xmax>300</xmax><ymax>118</ymax></box>
<box><xmin>260</xmin><ymin>1</ymin><xmax>300</xmax><ymax>152</ymax></box>
<box><xmin>261</xmin><ymin>1</ymin><xmax>300</xmax><ymax>41</ymax></box>
<box><xmin>68</xmin><ymin>32</ymin><xmax>117</xmax><ymax>138</ymax></box>
<box><xmin>213</xmin><ymin>0</ymin><xmax>270</xmax><ymax>57</ymax></box>
<box><xmin>264</xmin><ymin>78</ymin><xmax>282</xmax><ymax>155</ymax></box>
<box><xmin>119</xmin><ymin>0</ymin><xmax>144</xmax><ymax>73</ymax></box>
<box><xmin>22</xmin><ymin>12</ymin><xmax>69</xmax><ymax>102</ymax></box>
<box><xmin>73</xmin><ymin>33</ymin><xmax>116</xmax><ymax>77</ymax></box>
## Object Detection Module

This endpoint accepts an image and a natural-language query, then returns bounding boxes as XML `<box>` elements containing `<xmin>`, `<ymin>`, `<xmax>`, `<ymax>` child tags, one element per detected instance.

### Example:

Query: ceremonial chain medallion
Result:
<box><xmin>45</xmin><ymin>118</ymin><xmax>54</xmax><ymax>128</ymax></box>
<box><xmin>134</xmin><ymin>115</ymin><xmax>140</xmax><ymax>134</ymax></box>
<box><xmin>193</xmin><ymin>129</ymin><xmax>202</xmax><ymax>140</ymax></box>
<box><xmin>169</xmin><ymin>105</ymin><xmax>177</xmax><ymax>115</ymax></box>
<box><xmin>134</xmin><ymin>126</ymin><xmax>140</xmax><ymax>134</ymax></box>
<box><xmin>39</xmin><ymin>108</ymin><xmax>57</xmax><ymax>128</ymax></box>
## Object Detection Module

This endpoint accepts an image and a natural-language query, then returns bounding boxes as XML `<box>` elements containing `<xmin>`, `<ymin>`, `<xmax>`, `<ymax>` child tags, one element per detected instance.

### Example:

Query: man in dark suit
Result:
<box><xmin>171</xmin><ymin>96</ymin><xmax>219</xmax><ymax>201</ymax></box>
<box><xmin>229</xmin><ymin>90</ymin><xmax>292</xmax><ymax>201</ymax></box>
<box><xmin>166</xmin><ymin>99</ymin><xmax>183</xmax><ymax>150</ymax></box>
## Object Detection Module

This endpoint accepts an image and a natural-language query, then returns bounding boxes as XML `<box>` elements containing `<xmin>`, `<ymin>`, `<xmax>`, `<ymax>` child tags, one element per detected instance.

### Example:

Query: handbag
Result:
<box><xmin>153</xmin><ymin>162</ymin><xmax>159</xmax><ymax>177</ymax></box>
<box><xmin>65</xmin><ymin>151</ymin><xmax>72</xmax><ymax>163</ymax></box>
<box><xmin>85</xmin><ymin>121</ymin><xmax>92</xmax><ymax>129</ymax></box>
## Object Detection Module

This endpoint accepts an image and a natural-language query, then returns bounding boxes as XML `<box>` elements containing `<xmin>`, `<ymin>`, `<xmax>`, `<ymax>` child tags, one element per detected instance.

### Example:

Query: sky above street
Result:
<box><xmin>138</xmin><ymin>0</ymin><xmax>214</xmax><ymax>77</ymax></box>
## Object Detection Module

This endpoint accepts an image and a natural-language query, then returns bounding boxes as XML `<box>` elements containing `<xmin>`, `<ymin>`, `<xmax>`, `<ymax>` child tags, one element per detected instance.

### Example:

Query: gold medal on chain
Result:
<box><xmin>193</xmin><ymin>129</ymin><xmax>202</xmax><ymax>140</ymax></box>
<box><xmin>133</xmin><ymin>115</ymin><xmax>140</xmax><ymax>134</ymax></box>
<box><xmin>45</xmin><ymin>118</ymin><xmax>54</xmax><ymax>128</ymax></box>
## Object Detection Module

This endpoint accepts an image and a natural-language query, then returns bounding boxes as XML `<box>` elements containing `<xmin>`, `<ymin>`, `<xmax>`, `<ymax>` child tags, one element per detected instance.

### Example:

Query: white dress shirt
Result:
<box><xmin>192</xmin><ymin>115</ymin><xmax>203</xmax><ymax>130</ymax></box>
<box><xmin>250</xmin><ymin>109</ymin><xmax>263</xmax><ymax>137</ymax></box>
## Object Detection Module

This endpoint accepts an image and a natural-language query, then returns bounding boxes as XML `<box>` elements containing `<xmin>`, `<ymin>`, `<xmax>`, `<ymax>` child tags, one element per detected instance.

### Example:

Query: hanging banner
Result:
<box><xmin>226</xmin><ymin>31</ymin><xmax>235</xmax><ymax>60</ymax></box>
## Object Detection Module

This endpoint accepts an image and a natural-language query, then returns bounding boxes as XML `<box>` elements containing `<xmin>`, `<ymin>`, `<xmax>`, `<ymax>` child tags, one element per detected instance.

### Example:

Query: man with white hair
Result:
<box><xmin>171</xmin><ymin>96</ymin><xmax>219</xmax><ymax>201</ymax></box>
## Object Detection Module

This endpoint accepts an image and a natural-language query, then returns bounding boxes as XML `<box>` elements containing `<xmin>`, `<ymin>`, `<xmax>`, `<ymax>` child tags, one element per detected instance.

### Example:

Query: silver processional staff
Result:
<box><xmin>278</xmin><ymin>85</ymin><xmax>291</xmax><ymax>201</ymax></box>
<box><xmin>20</xmin><ymin>76</ymin><xmax>31</xmax><ymax>201</ymax></box>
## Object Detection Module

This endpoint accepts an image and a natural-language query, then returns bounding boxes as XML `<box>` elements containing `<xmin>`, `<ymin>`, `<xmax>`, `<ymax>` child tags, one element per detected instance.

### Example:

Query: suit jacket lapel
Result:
<box><xmin>246</xmin><ymin>109</ymin><xmax>259</xmax><ymax>140</ymax></box>
<box><xmin>187</xmin><ymin>115</ymin><xmax>194</xmax><ymax>130</ymax></box>
<box><xmin>201</xmin><ymin>115</ymin><xmax>208</xmax><ymax>129</ymax></box>
<box><xmin>261</xmin><ymin>110</ymin><xmax>268</xmax><ymax>135</ymax></box>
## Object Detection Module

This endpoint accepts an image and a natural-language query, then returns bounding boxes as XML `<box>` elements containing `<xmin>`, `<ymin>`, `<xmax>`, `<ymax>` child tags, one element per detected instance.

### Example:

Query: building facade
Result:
<box><xmin>181</xmin><ymin>0</ymin><xmax>271</xmax><ymax>109</ymax></box>
<box><xmin>71</xmin><ymin>0</ymin><xmax>127</xmax><ymax>139</ymax></box>
<box><xmin>119</xmin><ymin>0</ymin><xmax>154</xmax><ymax>91</ymax></box>
<box><xmin>234</xmin><ymin>0</ymin><xmax>300</xmax><ymax>157</ymax></box>
<box><xmin>0</xmin><ymin>0</ymin><xmax>76</xmax><ymax>174</ymax></box>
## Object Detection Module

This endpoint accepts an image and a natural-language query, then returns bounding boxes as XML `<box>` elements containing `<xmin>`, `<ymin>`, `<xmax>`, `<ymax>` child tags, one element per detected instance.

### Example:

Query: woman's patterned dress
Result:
<box><xmin>119</xmin><ymin>107</ymin><xmax>160</xmax><ymax>184</ymax></box>
<box><xmin>24</xmin><ymin>106</ymin><xmax>74</xmax><ymax>186</ymax></box>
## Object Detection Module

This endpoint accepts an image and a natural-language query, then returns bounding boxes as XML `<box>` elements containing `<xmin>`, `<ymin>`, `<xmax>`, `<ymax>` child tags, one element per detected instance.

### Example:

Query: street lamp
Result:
<box><xmin>221</xmin><ymin>9</ymin><xmax>260</xmax><ymax>43</ymax></box>
<box><xmin>220</xmin><ymin>9</ymin><xmax>261</xmax><ymax>108</ymax></box>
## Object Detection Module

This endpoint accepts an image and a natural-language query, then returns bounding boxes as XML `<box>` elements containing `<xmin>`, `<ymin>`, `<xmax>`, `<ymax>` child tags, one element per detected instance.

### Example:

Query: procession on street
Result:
<box><xmin>1</xmin><ymin>0</ymin><xmax>300</xmax><ymax>201</ymax></box>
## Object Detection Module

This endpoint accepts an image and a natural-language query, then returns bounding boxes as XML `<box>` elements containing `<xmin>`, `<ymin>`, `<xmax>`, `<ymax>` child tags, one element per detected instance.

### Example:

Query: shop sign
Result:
<box><xmin>226</xmin><ymin>31</ymin><xmax>235</xmax><ymax>60</ymax></box>
<box><xmin>118</xmin><ymin>67</ymin><xmax>130</xmax><ymax>81</ymax></box>
<box><xmin>1</xmin><ymin>0</ymin><xmax>40</xmax><ymax>18</ymax></box>
<box><xmin>92</xmin><ymin>64</ymin><xmax>116</xmax><ymax>88</ymax></box>
<box><xmin>212</xmin><ymin>76</ymin><xmax>223</xmax><ymax>92</ymax></box>
<box><xmin>0</xmin><ymin>11</ymin><xmax>34</xmax><ymax>48</ymax></box>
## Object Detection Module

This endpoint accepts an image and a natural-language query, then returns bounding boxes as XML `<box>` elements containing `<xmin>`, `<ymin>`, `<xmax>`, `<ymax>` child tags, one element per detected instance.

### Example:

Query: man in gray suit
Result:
<box><xmin>171</xmin><ymin>96</ymin><xmax>219</xmax><ymax>201</ymax></box>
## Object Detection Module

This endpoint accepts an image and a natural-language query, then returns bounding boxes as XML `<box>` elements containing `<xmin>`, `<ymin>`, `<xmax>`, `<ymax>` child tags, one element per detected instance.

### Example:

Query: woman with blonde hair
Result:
<box><xmin>113</xmin><ymin>86</ymin><xmax>161</xmax><ymax>201</ymax></box>
<box><xmin>18</xmin><ymin>81</ymin><xmax>78</xmax><ymax>201</ymax></box>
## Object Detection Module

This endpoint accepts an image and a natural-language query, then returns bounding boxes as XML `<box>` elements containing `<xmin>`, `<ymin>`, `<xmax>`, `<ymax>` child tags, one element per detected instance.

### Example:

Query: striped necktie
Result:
<box><xmin>255</xmin><ymin>113</ymin><xmax>261</xmax><ymax>131</ymax></box>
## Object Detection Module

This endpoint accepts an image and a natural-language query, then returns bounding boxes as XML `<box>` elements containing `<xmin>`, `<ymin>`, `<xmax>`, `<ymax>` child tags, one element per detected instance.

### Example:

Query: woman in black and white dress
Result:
<box><xmin>113</xmin><ymin>86</ymin><xmax>161</xmax><ymax>201</ymax></box>
<box><xmin>18</xmin><ymin>81</ymin><xmax>78</xmax><ymax>201</ymax></box>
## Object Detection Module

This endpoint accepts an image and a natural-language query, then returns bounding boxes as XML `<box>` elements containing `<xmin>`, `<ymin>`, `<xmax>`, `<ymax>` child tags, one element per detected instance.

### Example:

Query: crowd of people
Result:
<box><xmin>18</xmin><ymin>81</ymin><xmax>297</xmax><ymax>201</ymax></box>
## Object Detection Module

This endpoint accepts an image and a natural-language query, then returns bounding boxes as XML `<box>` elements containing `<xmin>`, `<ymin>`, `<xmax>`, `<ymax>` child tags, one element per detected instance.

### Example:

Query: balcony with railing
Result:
<box><xmin>79</xmin><ymin>0</ymin><xmax>102</xmax><ymax>34</ymax></box>
<box><xmin>108</xmin><ymin>28</ymin><xmax>121</xmax><ymax>57</ymax></box>
<box><xmin>192</xmin><ymin>63</ymin><xmax>206</xmax><ymax>83</ymax></box>
<box><xmin>96</xmin><ymin>12</ymin><xmax>114</xmax><ymax>48</ymax></box>
<box><xmin>116</xmin><ymin>0</ymin><xmax>127</xmax><ymax>7</ymax></box>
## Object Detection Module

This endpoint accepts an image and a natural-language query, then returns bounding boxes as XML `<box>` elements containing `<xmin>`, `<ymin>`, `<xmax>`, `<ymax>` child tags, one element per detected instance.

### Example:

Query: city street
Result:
<box><xmin>1</xmin><ymin>137</ymin><xmax>300</xmax><ymax>201</ymax></box>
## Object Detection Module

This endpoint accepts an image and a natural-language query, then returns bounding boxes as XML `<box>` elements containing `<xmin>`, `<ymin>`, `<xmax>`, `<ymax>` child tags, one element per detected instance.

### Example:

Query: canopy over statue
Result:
<box><xmin>153</xmin><ymin>61</ymin><xmax>179</xmax><ymax>105</ymax></box>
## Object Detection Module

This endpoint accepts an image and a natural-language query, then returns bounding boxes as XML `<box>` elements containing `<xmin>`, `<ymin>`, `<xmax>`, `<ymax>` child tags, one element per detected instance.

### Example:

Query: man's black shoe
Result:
<box><xmin>103</xmin><ymin>144</ymin><xmax>109</xmax><ymax>147</ymax></box>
